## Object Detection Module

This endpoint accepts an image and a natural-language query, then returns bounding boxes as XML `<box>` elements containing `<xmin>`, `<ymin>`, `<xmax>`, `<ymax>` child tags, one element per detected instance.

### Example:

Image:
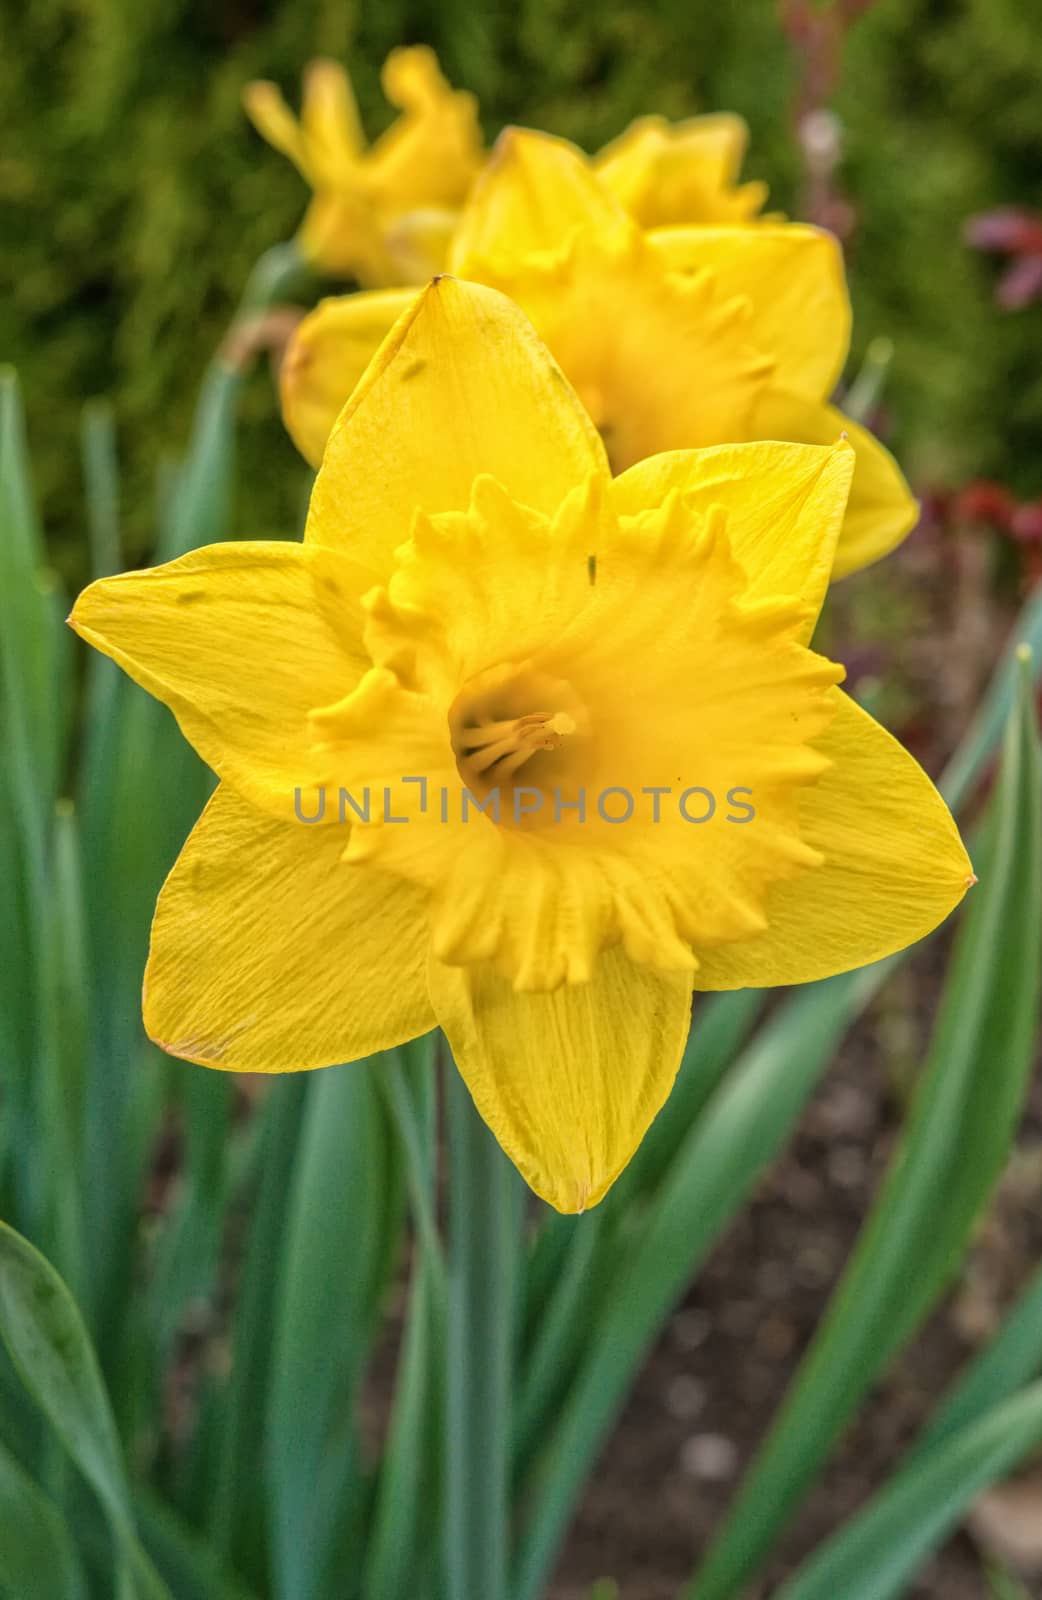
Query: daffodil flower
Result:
<box><xmin>282</xmin><ymin>129</ymin><xmax>915</xmax><ymax>577</ymax></box>
<box><xmin>243</xmin><ymin>47</ymin><xmax>483</xmax><ymax>286</ymax></box>
<box><xmin>594</xmin><ymin>112</ymin><xmax>768</xmax><ymax>227</ymax></box>
<box><xmin>70</xmin><ymin>280</ymin><xmax>971</xmax><ymax>1212</ymax></box>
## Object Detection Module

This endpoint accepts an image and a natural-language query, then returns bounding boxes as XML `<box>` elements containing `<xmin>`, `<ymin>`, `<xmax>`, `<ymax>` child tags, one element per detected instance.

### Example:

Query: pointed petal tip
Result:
<box><xmin>303</xmin><ymin>56</ymin><xmax>346</xmax><ymax>82</ymax></box>
<box><xmin>241</xmin><ymin>79</ymin><xmax>281</xmax><ymax>115</ymax></box>
<box><xmin>492</xmin><ymin>124</ymin><xmax>522</xmax><ymax>158</ymax></box>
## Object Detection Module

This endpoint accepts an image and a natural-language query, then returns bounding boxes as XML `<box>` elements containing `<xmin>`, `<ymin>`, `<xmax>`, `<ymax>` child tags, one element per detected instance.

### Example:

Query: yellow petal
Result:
<box><xmin>611</xmin><ymin>438</ymin><xmax>854</xmax><ymax>638</ymax></box>
<box><xmin>296</xmin><ymin>189</ymin><xmax>395</xmax><ymax>284</ymax></box>
<box><xmin>449</xmin><ymin>126</ymin><xmax>629</xmax><ymax>274</ymax></box>
<box><xmin>300</xmin><ymin>58</ymin><xmax>365</xmax><ymax>178</ymax></box>
<box><xmin>242</xmin><ymin>80</ymin><xmax>312</xmax><ymax>180</ymax></box>
<box><xmin>429</xmin><ymin>945</ymin><xmax>692</xmax><ymax>1212</ymax></box>
<box><xmin>650</xmin><ymin>224</ymin><xmax>851</xmax><ymax>399</ymax></box>
<box><xmin>693</xmin><ymin>689</ymin><xmax>973</xmax><ymax>989</ymax></box>
<box><xmin>68</xmin><ymin>541</ymin><xmax>368</xmax><ymax>817</ymax></box>
<box><xmin>368</xmin><ymin>46</ymin><xmax>483</xmax><ymax>212</ymax></box>
<box><xmin>595</xmin><ymin>112</ymin><xmax>767</xmax><ymax>227</ymax></box>
<box><xmin>469</xmin><ymin>228</ymin><xmax>772</xmax><ymax>472</ymax></box>
<box><xmin>383</xmin><ymin>205</ymin><xmax>459</xmax><ymax>283</ymax></box>
<box><xmin>145</xmin><ymin>785</ymin><xmax>433</xmax><ymax>1070</ymax></box>
<box><xmin>751</xmin><ymin>386</ymin><xmax>919</xmax><ymax>576</ymax></box>
<box><xmin>281</xmin><ymin>290</ymin><xmax>417</xmax><ymax>467</ymax></box>
<box><xmin>304</xmin><ymin>276</ymin><xmax>609</xmax><ymax>581</ymax></box>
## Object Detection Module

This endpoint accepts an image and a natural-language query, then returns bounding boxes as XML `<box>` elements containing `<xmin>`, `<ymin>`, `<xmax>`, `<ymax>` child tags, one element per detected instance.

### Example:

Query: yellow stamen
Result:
<box><xmin>461</xmin><ymin>710</ymin><xmax>574</xmax><ymax>777</ymax></box>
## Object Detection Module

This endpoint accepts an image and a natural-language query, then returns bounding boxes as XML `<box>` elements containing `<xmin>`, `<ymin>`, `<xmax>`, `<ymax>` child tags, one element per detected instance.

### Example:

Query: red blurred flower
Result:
<box><xmin>965</xmin><ymin>207</ymin><xmax>1042</xmax><ymax>309</ymax></box>
<box><xmin>953</xmin><ymin>480</ymin><xmax>1017</xmax><ymax>529</ymax></box>
<box><xmin>1010</xmin><ymin>500</ymin><xmax>1042</xmax><ymax>544</ymax></box>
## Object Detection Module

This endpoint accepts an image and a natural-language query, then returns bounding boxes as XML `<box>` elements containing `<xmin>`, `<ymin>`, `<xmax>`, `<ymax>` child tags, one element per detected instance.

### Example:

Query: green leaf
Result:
<box><xmin>80</xmin><ymin>400</ymin><xmax>121</xmax><ymax>579</ymax></box>
<box><xmin>134</xmin><ymin>1487</ymin><xmax>260</xmax><ymax>1600</ymax></box>
<box><xmin>939</xmin><ymin>587</ymin><xmax>1042</xmax><ymax>811</ymax></box>
<box><xmin>445</xmin><ymin>1056</ymin><xmax>521</xmax><ymax>1600</ymax></box>
<box><xmin>376</xmin><ymin>1041</ymin><xmax>446</xmax><ymax>1293</ymax></box>
<box><xmin>515</xmin><ymin>991</ymin><xmax>764</xmax><ymax>1480</ymax></box>
<box><xmin>774</xmin><ymin>1383</ymin><xmax>1042</xmax><ymax>1600</ymax></box>
<box><xmin>266</xmin><ymin>1061</ymin><xmax>397</xmax><ymax>1600</ymax></box>
<box><xmin>154</xmin><ymin>360</ymin><xmax>241</xmax><ymax>563</ymax></box>
<box><xmin>0</xmin><ymin>368</ymin><xmax>67</xmax><ymax>814</ymax></box>
<box><xmin>0</xmin><ymin>1434</ymin><xmax>87</xmax><ymax>1600</ymax></box>
<box><xmin>75</xmin><ymin>354</ymin><xmax>241</xmax><ymax>1358</ymax></box>
<box><xmin>513</xmin><ymin>968</ymin><xmax>876</xmax><ymax>1600</ymax></box>
<box><xmin>914</xmin><ymin>1257</ymin><xmax>1042</xmax><ymax>1460</ymax></box>
<box><xmin>689</xmin><ymin>648</ymin><xmax>1042</xmax><ymax>1600</ymax></box>
<box><xmin>364</xmin><ymin>1042</ymin><xmax>445</xmax><ymax>1600</ymax></box>
<box><xmin>610</xmin><ymin>988</ymin><xmax>765</xmax><ymax>1207</ymax></box>
<box><xmin>209</xmin><ymin>1076</ymin><xmax>308</xmax><ymax>1589</ymax></box>
<box><xmin>36</xmin><ymin>802</ymin><xmax>88</xmax><ymax>1297</ymax></box>
<box><xmin>0</xmin><ymin>371</ymin><xmax>67</xmax><ymax>1242</ymax></box>
<box><xmin>0</xmin><ymin>1222</ymin><xmax>171</xmax><ymax>1600</ymax></box>
<box><xmin>984</xmin><ymin>1556</ymin><xmax>1034</xmax><ymax>1600</ymax></box>
<box><xmin>514</xmin><ymin>1207</ymin><xmax>607</xmax><ymax>1478</ymax></box>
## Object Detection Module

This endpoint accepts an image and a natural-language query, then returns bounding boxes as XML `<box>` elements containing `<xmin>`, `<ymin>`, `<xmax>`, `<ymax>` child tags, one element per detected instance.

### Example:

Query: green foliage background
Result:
<box><xmin>4</xmin><ymin>0</ymin><xmax>1042</xmax><ymax>565</ymax></box>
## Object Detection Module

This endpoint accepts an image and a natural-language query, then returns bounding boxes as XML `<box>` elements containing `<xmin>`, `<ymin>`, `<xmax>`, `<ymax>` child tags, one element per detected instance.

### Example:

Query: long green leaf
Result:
<box><xmin>0</xmin><ymin>1434</ymin><xmax>87</xmax><ymax>1600</ymax></box>
<box><xmin>0</xmin><ymin>1223</ymin><xmax>170</xmax><ymax>1600</ymax></box>
<box><xmin>445</xmin><ymin>1057</ymin><xmax>520</xmax><ymax>1600</ymax></box>
<box><xmin>775</xmin><ymin>1382</ymin><xmax>1042</xmax><ymax>1600</ymax></box>
<box><xmin>914</xmin><ymin>1257</ymin><xmax>1042</xmax><ymax>1460</ymax></box>
<box><xmin>209</xmin><ymin>1076</ymin><xmax>308</xmax><ymax>1589</ymax></box>
<box><xmin>153</xmin><ymin>360</ymin><xmax>240</xmax><ymax>563</ymax></box>
<box><xmin>513</xmin><ymin>967</ymin><xmax>878</xmax><ymax>1600</ymax></box>
<box><xmin>266</xmin><ymin>1061</ymin><xmax>396</xmax><ymax>1600</ymax></box>
<box><xmin>364</xmin><ymin>1041</ymin><xmax>445</xmax><ymax>1600</ymax></box>
<box><xmin>689</xmin><ymin>648</ymin><xmax>1042</xmax><ymax>1600</ymax></box>
<box><xmin>515</xmin><ymin>990</ymin><xmax>763</xmax><ymax>1478</ymax></box>
<box><xmin>77</xmin><ymin>349</ymin><xmax>240</xmax><ymax>1371</ymax></box>
<box><xmin>985</xmin><ymin>1558</ymin><xmax>1034</xmax><ymax>1600</ymax></box>
<box><xmin>0</xmin><ymin>366</ymin><xmax>64</xmax><ymax>810</ymax></box>
<box><xmin>135</xmin><ymin>1487</ymin><xmax>260</xmax><ymax>1600</ymax></box>
<box><xmin>80</xmin><ymin>400</ymin><xmax>121</xmax><ymax>579</ymax></box>
<box><xmin>0</xmin><ymin>370</ymin><xmax>68</xmax><ymax>1250</ymax></box>
<box><xmin>38</xmin><ymin>802</ymin><xmax>88</xmax><ymax>1297</ymax></box>
<box><xmin>939</xmin><ymin>585</ymin><xmax>1042</xmax><ymax>811</ymax></box>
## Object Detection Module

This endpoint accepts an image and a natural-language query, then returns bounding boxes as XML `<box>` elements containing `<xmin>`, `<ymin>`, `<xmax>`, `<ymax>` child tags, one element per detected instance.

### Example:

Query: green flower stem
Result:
<box><xmin>229</xmin><ymin>240</ymin><xmax>312</xmax><ymax>329</ymax></box>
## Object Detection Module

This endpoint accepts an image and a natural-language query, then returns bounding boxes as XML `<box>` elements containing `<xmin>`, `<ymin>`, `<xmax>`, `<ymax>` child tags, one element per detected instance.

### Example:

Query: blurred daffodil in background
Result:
<box><xmin>243</xmin><ymin>45</ymin><xmax>483</xmax><ymax>286</ymax></box>
<box><xmin>70</xmin><ymin>280</ymin><xmax>971</xmax><ymax>1213</ymax></box>
<box><xmin>281</xmin><ymin>129</ymin><xmax>916</xmax><ymax>578</ymax></box>
<box><xmin>594</xmin><ymin>111</ymin><xmax>768</xmax><ymax>227</ymax></box>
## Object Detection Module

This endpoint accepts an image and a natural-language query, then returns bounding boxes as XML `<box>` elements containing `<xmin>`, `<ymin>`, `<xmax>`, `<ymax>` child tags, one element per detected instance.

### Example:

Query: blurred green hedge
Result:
<box><xmin>4</xmin><ymin>0</ymin><xmax>1042</xmax><ymax>567</ymax></box>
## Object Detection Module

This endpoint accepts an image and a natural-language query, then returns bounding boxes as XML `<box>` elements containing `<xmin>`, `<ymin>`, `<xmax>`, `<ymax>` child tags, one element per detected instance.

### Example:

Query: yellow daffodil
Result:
<box><xmin>69</xmin><ymin>280</ymin><xmax>971</xmax><ymax>1213</ymax></box>
<box><xmin>243</xmin><ymin>47</ymin><xmax>483</xmax><ymax>286</ymax></box>
<box><xmin>282</xmin><ymin>129</ymin><xmax>915</xmax><ymax>577</ymax></box>
<box><xmin>594</xmin><ymin>112</ymin><xmax>768</xmax><ymax>227</ymax></box>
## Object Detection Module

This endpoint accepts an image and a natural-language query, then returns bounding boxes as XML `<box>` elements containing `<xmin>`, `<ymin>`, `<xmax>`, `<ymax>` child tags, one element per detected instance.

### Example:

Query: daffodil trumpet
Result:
<box><xmin>70</xmin><ymin>280</ymin><xmax>971</xmax><ymax>1213</ymax></box>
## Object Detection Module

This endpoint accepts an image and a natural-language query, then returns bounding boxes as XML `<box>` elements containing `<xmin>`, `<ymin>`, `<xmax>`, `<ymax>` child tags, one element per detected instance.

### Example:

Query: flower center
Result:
<box><xmin>448</xmin><ymin>661</ymin><xmax>592</xmax><ymax>828</ymax></box>
<box><xmin>458</xmin><ymin>709</ymin><xmax>577</xmax><ymax>780</ymax></box>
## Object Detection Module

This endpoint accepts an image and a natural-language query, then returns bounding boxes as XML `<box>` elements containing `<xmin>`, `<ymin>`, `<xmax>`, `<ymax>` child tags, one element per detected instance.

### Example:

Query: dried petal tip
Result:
<box><xmin>965</xmin><ymin>873</ymin><xmax>979</xmax><ymax>888</ymax></box>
